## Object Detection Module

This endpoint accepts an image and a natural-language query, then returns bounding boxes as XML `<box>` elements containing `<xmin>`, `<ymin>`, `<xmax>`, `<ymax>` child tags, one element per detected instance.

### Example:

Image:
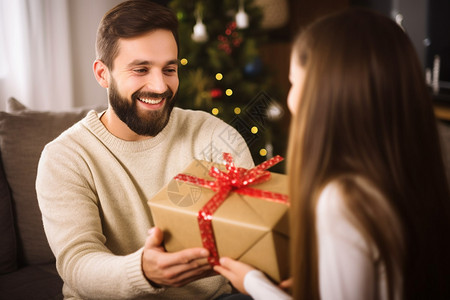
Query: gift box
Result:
<box><xmin>148</xmin><ymin>154</ymin><xmax>290</xmax><ymax>282</ymax></box>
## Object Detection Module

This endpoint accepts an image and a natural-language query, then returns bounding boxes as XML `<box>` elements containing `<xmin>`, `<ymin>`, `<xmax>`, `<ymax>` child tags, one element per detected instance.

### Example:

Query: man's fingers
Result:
<box><xmin>160</xmin><ymin>256</ymin><xmax>210</xmax><ymax>279</ymax></box>
<box><xmin>171</xmin><ymin>268</ymin><xmax>216</xmax><ymax>287</ymax></box>
<box><xmin>142</xmin><ymin>230</ymin><xmax>213</xmax><ymax>287</ymax></box>
<box><xmin>150</xmin><ymin>258</ymin><xmax>212</xmax><ymax>287</ymax></box>
<box><xmin>174</xmin><ymin>247</ymin><xmax>209</xmax><ymax>264</ymax></box>
<box><xmin>166</xmin><ymin>263</ymin><xmax>212</xmax><ymax>287</ymax></box>
<box><xmin>156</xmin><ymin>247</ymin><xmax>209</xmax><ymax>269</ymax></box>
<box><xmin>144</xmin><ymin>227</ymin><xmax>164</xmax><ymax>249</ymax></box>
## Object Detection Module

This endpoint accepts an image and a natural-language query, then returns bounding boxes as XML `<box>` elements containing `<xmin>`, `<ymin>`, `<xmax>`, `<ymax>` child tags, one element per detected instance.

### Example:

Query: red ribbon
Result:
<box><xmin>174</xmin><ymin>153</ymin><xmax>289</xmax><ymax>266</ymax></box>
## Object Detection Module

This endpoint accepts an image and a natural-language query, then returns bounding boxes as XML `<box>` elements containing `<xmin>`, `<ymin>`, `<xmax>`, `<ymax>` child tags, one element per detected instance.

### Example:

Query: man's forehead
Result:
<box><xmin>125</xmin><ymin>59</ymin><xmax>179</xmax><ymax>68</ymax></box>
<box><xmin>117</xmin><ymin>30</ymin><xmax>177</xmax><ymax>48</ymax></box>
<box><xmin>114</xmin><ymin>32</ymin><xmax>178</xmax><ymax>67</ymax></box>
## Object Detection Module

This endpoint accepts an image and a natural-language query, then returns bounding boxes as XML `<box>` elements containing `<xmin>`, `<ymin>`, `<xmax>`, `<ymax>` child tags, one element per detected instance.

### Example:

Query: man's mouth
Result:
<box><xmin>138</xmin><ymin>97</ymin><xmax>164</xmax><ymax>105</ymax></box>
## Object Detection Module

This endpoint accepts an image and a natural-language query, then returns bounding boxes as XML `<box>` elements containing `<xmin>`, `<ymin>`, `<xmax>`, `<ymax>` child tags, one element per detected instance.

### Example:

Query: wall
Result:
<box><xmin>259</xmin><ymin>0</ymin><xmax>350</xmax><ymax>105</ymax></box>
<box><xmin>68</xmin><ymin>0</ymin><xmax>122</xmax><ymax>108</ymax></box>
<box><xmin>350</xmin><ymin>0</ymin><xmax>428</xmax><ymax>67</ymax></box>
<box><xmin>260</xmin><ymin>0</ymin><xmax>431</xmax><ymax>104</ymax></box>
<box><xmin>396</xmin><ymin>0</ymin><xmax>427</xmax><ymax>68</ymax></box>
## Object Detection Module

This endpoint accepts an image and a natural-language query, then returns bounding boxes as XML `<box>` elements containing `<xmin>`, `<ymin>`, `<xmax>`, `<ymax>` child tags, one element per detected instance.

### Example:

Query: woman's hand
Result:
<box><xmin>213</xmin><ymin>257</ymin><xmax>255</xmax><ymax>294</ymax></box>
<box><xmin>279</xmin><ymin>277</ymin><xmax>293</xmax><ymax>292</ymax></box>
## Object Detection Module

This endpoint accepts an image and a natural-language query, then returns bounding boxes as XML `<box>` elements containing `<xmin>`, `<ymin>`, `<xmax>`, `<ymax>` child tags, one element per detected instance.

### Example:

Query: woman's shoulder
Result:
<box><xmin>317</xmin><ymin>175</ymin><xmax>395</xmax><ymax>229</ymax></box>
<box><xmin>317</xmin><ymin>175</ymin><xmax>403</xmax><ymax>256</ymax></box>
<box><xmin>316</xmin><ymin>176</ymin><xmax>382</xmax><ymax>256</ymax></box>
<box><xmin>317</xmin><ymin>175</ymin><xmax>379</xmax><ymax>215</ymax></box>
<box><xmin>316</xmin><ymin>178</ymin><xmax>355</xmax><ymax>231</ymax></box>
<box><xmin>318</xmin><ymin>175</ymin><xmax>385</xmax><ymax>210</ymax></box>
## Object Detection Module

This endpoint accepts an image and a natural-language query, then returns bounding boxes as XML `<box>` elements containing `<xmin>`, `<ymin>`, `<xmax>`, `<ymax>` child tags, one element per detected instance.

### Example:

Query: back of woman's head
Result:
<box><xmin>288</xmin><ymin>8</ymin><xmax>450</xmax><ymax>299</ymax></box>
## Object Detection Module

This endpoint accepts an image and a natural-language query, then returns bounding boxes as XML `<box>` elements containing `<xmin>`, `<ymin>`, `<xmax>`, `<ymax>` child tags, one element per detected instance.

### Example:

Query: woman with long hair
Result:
<box><xmin>215</xmin><ymin>8</ymin><xmax>450</xmax><ymax>299</ymax></box>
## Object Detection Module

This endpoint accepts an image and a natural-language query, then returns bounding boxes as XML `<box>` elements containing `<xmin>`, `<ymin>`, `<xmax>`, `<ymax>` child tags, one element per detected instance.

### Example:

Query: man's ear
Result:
<box><xmin>93</xmin><ymin>59</ymin><xmax>110</xmax><ymax>88</ymax></box>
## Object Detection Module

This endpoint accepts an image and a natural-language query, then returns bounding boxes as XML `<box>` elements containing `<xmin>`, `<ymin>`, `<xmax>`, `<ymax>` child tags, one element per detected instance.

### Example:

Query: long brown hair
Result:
<box><xmin>288</xmin><ymin>8</ymin><xmax>450</xmax><ymax>299</ymax></box>
<box><xmin>96</xmin><ymin>0</ymin><xmax>179</xmax><ymax>70</ymax></box>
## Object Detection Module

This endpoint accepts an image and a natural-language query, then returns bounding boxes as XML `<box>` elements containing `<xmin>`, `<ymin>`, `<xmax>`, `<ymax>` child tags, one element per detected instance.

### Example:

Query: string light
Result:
<box><xmin>212</xmin><ymin>108</ymin><xmax>219</xmax><ymax>115</ymax></box>
<box><xmin>180</xmin><ymin>58</ymin><xmax>188</xmax><ymax>65</ymax></box>
<box><xmin>259</xmin><ymin>148</ymin><xmax>267</xmax><ymax>156</ymax></box>
<box><xmin>234</xmin><ymin>107</ymin><xmax>241</xmax><ymax>114</ymax></box>
<box><xmin>251</xmin><ymin>126</ymin><xmax>258</xmax><ymax>134</ymax></box>
<box><xmin>225</xmin><ymin>89</ymin><xmax>233</xmax><ymax>96</ymax></box>
<box><xmin>215</xmin><ymin>73</ymin><xmax>223</xmax><ymax>80</ymax></box>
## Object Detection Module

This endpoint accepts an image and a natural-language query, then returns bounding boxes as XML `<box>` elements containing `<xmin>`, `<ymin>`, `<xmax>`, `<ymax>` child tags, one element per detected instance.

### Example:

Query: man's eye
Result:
<box><xmin>164</xmin><ymin>68</ymin><xmax>177</xmax><ymax>74</ymax></box>
<box><xmin>134</xmin><ymin>68</ymin><xmax>147</xmax><ymax>74</ymax></box>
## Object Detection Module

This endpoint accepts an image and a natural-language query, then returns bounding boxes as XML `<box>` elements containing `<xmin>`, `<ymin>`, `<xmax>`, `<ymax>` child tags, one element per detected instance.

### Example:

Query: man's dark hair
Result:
<box><xmin>96</xmin><ymin>0</ymin><xmax>179</xmax><ymax>70</ymax></box>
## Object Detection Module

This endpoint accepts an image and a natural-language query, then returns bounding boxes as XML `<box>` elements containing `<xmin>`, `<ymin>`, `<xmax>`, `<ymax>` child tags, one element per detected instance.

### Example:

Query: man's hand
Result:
<box><xmin>142</xmin><ymin>227</ymin><xmax>212</xmax><ymax>287</ymax></box>
<box><xmin>213</xmin><ymin>257</ymin><xmax>255</xmax><ymax>294</ymax></box>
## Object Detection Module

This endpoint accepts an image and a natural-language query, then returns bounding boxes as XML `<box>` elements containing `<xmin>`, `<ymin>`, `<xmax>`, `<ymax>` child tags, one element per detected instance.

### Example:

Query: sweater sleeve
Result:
<box><xmin>36</xmin><ymin>144</ymin><xmax>163</xmax><ymax>299</ymax></box>
<box><xmin>316</xmin><ymin>183</ymin><xmax>376</xmax><ymax>300</ymax></box>
<box><xmin>243</xmin><ymin>270</ymin><xmax>291</xmax><ymax>300</ymax></box>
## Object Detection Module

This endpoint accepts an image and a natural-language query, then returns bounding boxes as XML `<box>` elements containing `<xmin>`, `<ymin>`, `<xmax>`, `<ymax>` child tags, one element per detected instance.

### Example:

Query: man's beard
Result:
<box><xmin>108</xmin><ymin>79</ymin><xmax>176</xmax><ymax>137</ymax></box>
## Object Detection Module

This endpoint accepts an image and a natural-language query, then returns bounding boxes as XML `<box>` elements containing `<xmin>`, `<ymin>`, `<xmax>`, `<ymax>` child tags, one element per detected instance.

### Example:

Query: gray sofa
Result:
<box><xmin>0</xmin><ymin>98</ymin><xmax>103</xmax><ymax>300</ymax></box>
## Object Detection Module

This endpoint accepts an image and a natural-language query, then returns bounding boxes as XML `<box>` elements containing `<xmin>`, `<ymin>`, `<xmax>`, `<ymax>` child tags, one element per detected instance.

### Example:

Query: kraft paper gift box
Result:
<box><xmin>148</xmin><ymin>155</ymin><xmax>290</xmax><ymax>282</ymax></box>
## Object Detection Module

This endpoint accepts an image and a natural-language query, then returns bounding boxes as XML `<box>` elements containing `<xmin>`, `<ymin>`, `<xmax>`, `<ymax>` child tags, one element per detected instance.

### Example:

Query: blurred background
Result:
<box><xmin>0</xmin><ymin>0</ymin><xmax>448</xmax><ymax>168</ymax></box>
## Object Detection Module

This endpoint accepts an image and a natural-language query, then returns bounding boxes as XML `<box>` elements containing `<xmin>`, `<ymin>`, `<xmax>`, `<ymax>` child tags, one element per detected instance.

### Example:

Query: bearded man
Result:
<box><xmin>36</xmin><ymin>1</ymin><xmax>253</xmax><ymax>299</ymax></box>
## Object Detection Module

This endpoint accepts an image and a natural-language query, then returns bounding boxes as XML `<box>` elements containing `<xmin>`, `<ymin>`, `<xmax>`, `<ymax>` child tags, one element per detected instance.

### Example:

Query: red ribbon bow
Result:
<box><xmin>174</xmin><ymin>153</ymin><xmax>289</xmax><ymax>266</ymax></box>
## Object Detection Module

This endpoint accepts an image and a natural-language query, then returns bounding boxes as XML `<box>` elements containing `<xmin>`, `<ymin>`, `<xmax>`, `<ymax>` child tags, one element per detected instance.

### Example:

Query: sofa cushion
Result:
<box><xmin>6</xmin><ymin>98</ymin><xmax>27</xmax><ymax>112</ymax></box>
<box><xmin>0</xmin><ymin>151</ymin><xmax>17</xmax><ymax>274</ymax></box>
<box><xmin>0</xmin><ymin>98</ymin><xmax>105</xmax><ymax>266</ymax></box>
<box><xmin>0</xmin><ymin>263</ymin><xmax>63</xmax><ymax>300</ymax></box>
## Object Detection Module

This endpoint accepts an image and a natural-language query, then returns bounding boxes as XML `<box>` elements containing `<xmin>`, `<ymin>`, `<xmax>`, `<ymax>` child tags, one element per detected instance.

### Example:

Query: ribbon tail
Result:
<box><xmin>197</xmin><ymin>187</ymin><xmax>231</xmax><ymax>266</ymax></box>
<box><xmin>236</xmin><ymin>187</ymin><xmax>289</xmax><ymax>205</ymax></box>
<box><xmin>254</xmin><ymin>155</ymin><xmax>284</xmax><ymax>171</ymax></box>
<box><xmin>174</xmin><ymin>174</ymin><xmax>216</xmax><ymax>190</ymax></box>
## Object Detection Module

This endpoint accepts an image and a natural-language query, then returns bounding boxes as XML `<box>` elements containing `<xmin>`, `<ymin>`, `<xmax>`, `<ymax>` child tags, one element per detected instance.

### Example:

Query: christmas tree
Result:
<box><xmin>170</xmin><ymin>0</ymin><xmax>287</xmax><ymax>168</ymax></box>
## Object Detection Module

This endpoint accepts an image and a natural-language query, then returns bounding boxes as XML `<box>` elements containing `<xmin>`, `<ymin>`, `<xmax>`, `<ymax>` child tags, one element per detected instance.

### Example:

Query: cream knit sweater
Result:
<box><xmin>36</xmin><ymin>108</ymin><xmax>254</xmax><ymax>299</ymax></box>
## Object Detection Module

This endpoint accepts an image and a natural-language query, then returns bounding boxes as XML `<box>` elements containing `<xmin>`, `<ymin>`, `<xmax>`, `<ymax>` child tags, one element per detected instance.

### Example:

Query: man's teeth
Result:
<box><xmin>139</xmin><ymin>98</ymin><xmax>163</xmax><ymax>104</ymax></box>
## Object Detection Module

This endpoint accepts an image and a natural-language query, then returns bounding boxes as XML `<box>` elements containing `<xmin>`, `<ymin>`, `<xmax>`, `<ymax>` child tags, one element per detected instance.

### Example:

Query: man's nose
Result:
<box><xmin>146</xmin><ymin>70</ymin><xmax>167</xmax><ymax>93</ymax></box>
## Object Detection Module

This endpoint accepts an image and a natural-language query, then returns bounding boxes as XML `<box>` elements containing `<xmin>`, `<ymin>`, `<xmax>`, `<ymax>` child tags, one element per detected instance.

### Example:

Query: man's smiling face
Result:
<box><xmin>108</xmin><ymin>29</ymin><xmax>179</xmax><ymax>137</ymax></box>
